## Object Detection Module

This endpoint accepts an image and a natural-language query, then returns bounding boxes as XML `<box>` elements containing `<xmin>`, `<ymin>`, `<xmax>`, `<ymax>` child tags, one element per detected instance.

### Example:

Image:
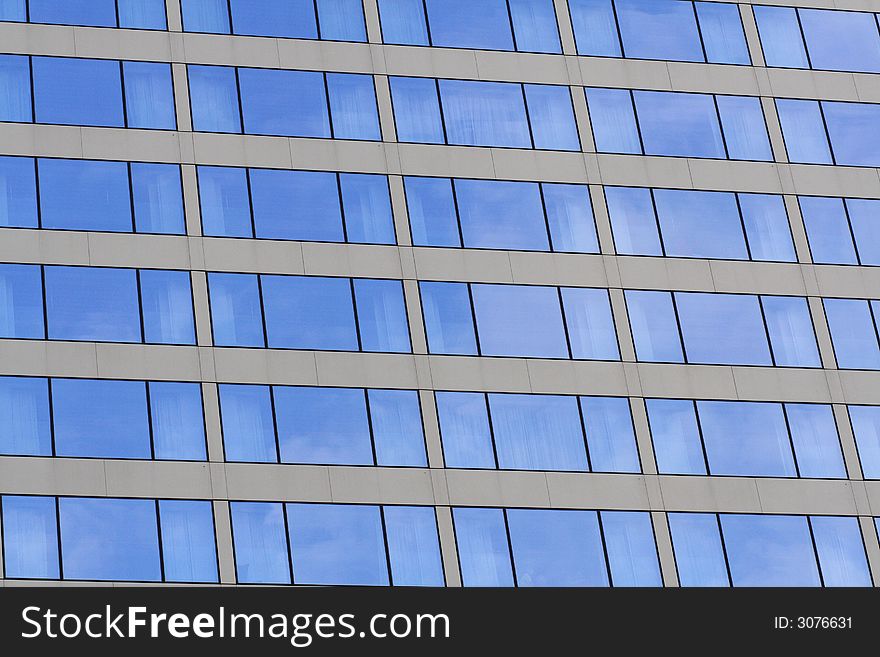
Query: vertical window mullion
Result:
<box><xmin>435</xmin><ymin>79</ymin><xmax>449</xmax><ymax>145</ymax></box>
<box><xmin>154</xmin><ymin>500</ymin><xmax>166</xmax><ymax>582</ymax></box>
<box><xmin>714</xmin><ymin>514</ymin><xmax>734</xmax><ymax>587</ymax></box>
<box><xmin>733</xmin><ymin>193</ymin><xmax>753</xmax><ymax>261</ymax></box>
<box><xmin>282</xmin><ymin>503</ymin><xmax>295</xmax><ymax>585</ymax></box>
<box><xmin>47</xmin><ymin>378</ymin><xmax>57</xmax><ymax>457</ymax></box>
<box><xmin>127</xmin><ymin>162</ymin><xmax>137</xmax><ymax>233</ymax></box>
<box><xmin>689</xmin><ymin>1</ymin><xmax>709</xmax><ymax>63</ymax></box>
<box><xmin>379</xmin><ymin>506</ymin><xmax>394</xmax><ymax>586</ymax></box>
<box><xmin>483</xmin><ymin>393</ymin><xmax>501</xmax><ymax>470</ymax></box>
<box><xmin>609</xmin><ymin>0</ymin><xmax>625</xmax><ymax>57</ymax></box>
<box><xmin>421</xmin><ymin>0</ymin><xmax>433</xmax><ymax>46</ymax></box>
<box><xmin>780</xmin><ymin>404</ymin><xmax>802</xmax><ymax>479</ymax></box>
<box><xmin>135</xmin><ymin>269</ymin><xmax>146</xmax><ymax>344</ymax></box>
<box><xmin>244</xmin><ymin>168</ymin><xmax>257</xmax><ymax>239</ymax></box>
<box><xmin>648</xmin><ymin>188</ymin><xmax>667</xmax><ymax>256</ymax></box>
<box><xmin>268</xmin><ymin>386</ymin><xmax>282</xmax><ymax>464</ymax></box>
<box><xmin>55</xmin><ymin>496</ymin><xmax>64</xmax><ymax>581</ymax></box>
<box><xmin>504</xmin><ymin>0</ymin><xmax>518</xmax><ymax>52</ymax></box>
<box><xmin>255</xmin><ymin>274</ymin><xmax>269</xmax><ymax>348</ymax></box>
<box><xmin>501</xmin><ymin>509</ymin><xmax>519</xmax><ymax>587</ymax></box>
<box><xmin>33</xmin><ymin>158</ymin><xmax>42</xmax><ymax>228</ymax></box>
<box><xmin>449</xmin><ymin>179</ymin><xmax>465</xmax><ymax>248</ymax></box>
<box><xmin>323</xmin><ymin>73</ymin><xmax>335</xmax><ymax>139</ymax></box>
<box><xmin>805</xmin><ymin>517</ymin><xmax>827</xmax><ymax>587</ymax></box>
<box><xmin>119</xmin><ymin>60</ymin><xmax>129</xmax><ymax>128</ymax></box>
<box><xmin>336</xmin><ymin>173</ymin><xmax>349</xmax><ymax>243</ymax></box>
<box><xmin>627</xmin><ymin>90</ymin><xmax>646</xmax><ymax>154</ymax></box>
<box><xmin>556</xmin><ymin>286</ymin><xmax>575</xmax><ymax>359</ymax></box>
<box><xmin>691</xmin><ymin>400</ymin><xmax>711</xmax><ymax>475</ymax></box>
<box><xmin>595</xmin><ymin>511</ymin><xmax>615</xmax><ymax>587</ymax></box>
<box><xmin>712</xmin><ymin>95</ymin><xmax>731</xmax><ymax>160</ymax></box>
<box><xmin>816</xmin><ymin>101</ymin><xmax>837</xmax><ymax>166</ymax></box>
<box><xmin>756</xmin><ymin>295</ymin><xmax>778</xmax><ymax>366</ymax></box>
<box><xmin>793</xmin><ymin>8</ymin><xmax>813</xmax><ymax>70</ymax></box>
<box><xmin>519</xmin><ymin>84</ymin><xmax>536</xmax><ymax>149</ymax></box>
<box><xmin>233</xmin><ymin>67</ymin><xmax>245</xmax><ymax>135</ymax></box>
<box><xmin>312</xmin><ymin>0</ymin><xmax>322</xmax><ymax>40</ymax></box>
<box><xmin>537</xmin><ymin>183</ymin><xmax>554</xmax><ymax>253</ymax></box>
<box><xmin>465</xmin><ymin>283</ymin><xmax>482</xmax><ymax>356</ymax></box>
<box><xmin>668</xmin><ymin>292</ymin><xmax>689</xmax><ymax>364</ymax></box>
<box><xmin>145</xmin><ymin>382</ymin><xmax>156</xmax><ymax>460</ymax></box>
<box><xmin>575</xmin><ymin>394</ymin><xmax>594</xmax><ymax>473</ymax></box>
<box><xmin>364</xmin><ymin>389</ymin><xmax>379</xmax><ymax>466</ymax></box>
<box><xmin>349</xmin><ymin>278</ymin><xmax>364</xmax><ymax>351</ymax></box>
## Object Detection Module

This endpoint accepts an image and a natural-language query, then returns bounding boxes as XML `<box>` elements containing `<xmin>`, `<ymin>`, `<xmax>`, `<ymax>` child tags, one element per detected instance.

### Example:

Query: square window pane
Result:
<box><xmin>378</xmin><ymin>0</ymin><xmax>429</xmax><ymax>46</ymax></box>
<box><xmin>695</xmin><ymin>2</ymin><xmax>749</xmax><ymax>65</ymax></box>
<box><xmin>561</xmin><ymin>287</ymin><xmax>619</xmax><ymax>360</ymax></box>
<box><xmin>824</xmin><ymin>298</ymin><xmax>880</xmax><ymax>370</ymax></box>
<box><xmin>436</xmin><ymin>392</ymin><xmax>495</xmax><ymax>469</ymax></box>
<box><xmin>452</xmin><ymin>507</ymin><xmax>514</xmax><ymax>587</ymax></box>
<box><xmin>405</xmin><ymin>177</ymin><xmax>460</xmax><ymax>247</ymax></box>
<box><xmin>811</xmin><ymin>516</ymin><xmax>872</xmax><ymax>587</ymax></box>
<box><xmin>524</xmin><ymin>84</ymin><xmax>580</xmax><ymax>151</ymax></box>
<box><xmin>419</xmin><ymin>282</ymin><xmax>477</xmax><ymax>355</ymax></box>
<box><xmin>327</xmin><ymin>73</ymin><xmax>381</xmax><ymax>140</ymax></box>
<box><xmin>230</xmin><ymin>502</ymin><xmax>290</xmax><ymax>584</ymax></box>
<box><xmin>384</xmin><ymin>506</ymin><xmax>444</xmax><ymax>586</ymax></box>
<box><xmin>616</xmin><ymin>0</ymin><xmax>703</xmax><ymax>62</ymax></box>
<box><xmin>118</xmin><ymin>0</ymin><xmax>168</xmax><ymax>30</ymax></box>
<box><xmin>33</xmin><ymin>57</ymin><xmax>124</xmax><ymax>127</ymax></box>
<box><xmin>188</xmin><ymin>65</ymin><xmax>241</xmax><ymax>133</ymax></box>
<box><xmin>799</xmin><ymin>9</ymin><xmax>880</xmax><ymax>74</ymax></box>
<box><xmin>601</xmin><ymin>511</ymin><xmax>662</xmax><ymax>587</ymax></box>
<box><xmin>668</xmin><ymin>513</ymin><xmax>729</xmax><ymax>587</ymax></box>
<box><xmin>424</xmin><ymin>0</ymin><xmax>513</xmax><ymax>50</ymax></box>
<box><xmin>317</xmin><ymin>0</ymin><xmax>367</xmax><ymax>41</ymax></box>
<box><xmin>131</xmin><ymin>163</ymin><xmax>185</xmax><ymax>234</ymax></box>
<box><xmin>716</xmin><ymin>95</ymin><xmax>772</xmax><ymax>161</ymax></box>
<box><xmin>776</xmin><ymin>99</ymin><xmax>833</xmax><ymax>164</ymax></box>
<box><xmin>754</xmin><ymin>6</ymin><xmax>809</xmax><ymax>68</ymax></box>
<box><xmin>150</xmin><ymin>382</ymin><xmax>207</xmax><ymax>461</ymax></box>
<box><xmin>439</xmin><ymin>79</ymin><xmax>531</xmax><ymax>148</ymax></box>
<box><xmin>340</xmin><ymin>173</ymin><xmax>395</xmax><ymax>244</ymax></box>
<box><xmin>625</xmin><ymin>290</ymin><xmax>683</xmax><ymax>363</ymax></box>
<box><xmin>847</xmin><ymin>199</ymin><xmax>880</xmax><ymax>266</ymax></box>
<box><xmin>239</xmin><ymin>68</ymin><xmax>330</xmax><ymax>138</ymax></box>
<box><xmin>38</xmin><ymin>159</ymin><xmax>132</xmax><ymax>232</ymax></box>
<box><xmin>676</xmin><ymin>292</ymin><xmax>771</xmax><ymax>366</ymax></box>
<box><xmin>509</xmin><ymin>0</ymin><xmax>561</xmax><ymax>54</ymax></box>
<box><xmin>762</xmin><ymin>295</ymin><xmax>820</xmax><ymax>368</ymax></box>
<box><xmin>455</xmin><ymin>179</ymin><xmax>549</xmax><ymax>251</ymax></box>
<box><xmin>140</xmin><ymin>269</ymin><xmax>196</xmax><ymax>345</ymax></box>
<box><xmin>368</xmin><ymin>389</ymin><xmax>426</xmax><ymax>467</ymax></box>
<box><xmin>472</xmin><ymin>284</ymin><xmax>568</xmax><ymax>358</ymax></box>
<box><xmin>123</xmin><ymin>61</ymin><xmax>176</xmax><ymax>130</ymax></box>
<box><xmin>786</xmin><ymin>404</ymin><xmax>845</xmax><ymax>479</ymax></box>
<box><xmin>250</xmin><ymin>169</ymin><xmax>343</xmax><ymax>242</ymax></box>
<box><xmin>570</xmin><ymin>0</ymin><xmax>621</xmax><ymax>57</ymax></box>
<box><xmin>822</xmin><ymin>101</ymin><xmax>880</xmax><ymax>168</ymax></box>
<box><xmin>739</xmin><ymin>193</ymin><xmax>796</xmax><ymax>262</ymax></box>
<box><xmin>159</xmin><ymin>500</ymin><xmax>218</xmax><ymax>583</ymax></box>
<box><xmin>0</xmin><ymin>264</ymin><xmax>44</xmax><ymax>339</ymax></box>
<box><xmin>389</xmin><ymin>76</ymin><xmax>444</xmax><ymax>144</ymax></box>
<box><xmin>198</xmin><ymin>166</ymin><xmax>252</xmax><ymax>237</ymax></box>
<box><xmin>850</xmin><ymin>406</ymin><xmax>880</xmax><ymax>479</ymax></box>
<box><xmin>181</xmin><ymin>0</ymin><xmax>230</xmax><ymax>33</ymax></box>
<box><xmin>354</xmin><ymin>279</ymin><xmax>411</xmax><ymax>353</ymax></box>
<box><xmin>646</xmin><ymin>398</ymin><xmax>706</xmax><ymax>475</ymax></box>
<box><xmin>653</xmin><ymin>189</ymin><xmax>747</xmax><ymax>259</ymax></box>
<box><xmin>585</xmin><ymin>88</ymin><xmax>641</xmax><ymax>154</ymax></box>
<box><xmin>543</xmin><ymin>183</ymin><xmax>599</xmax><ymax>253</ymax></box>
<box><xmin>581</xmin><ymin>397</ymin><xmax>640</xmax><ymax>473</ymax></box>
<box><xmin>219</xmin><ymin>384</ymin><xmax>278</xmax><ymax>463</ymax></box>
<box><xmin>605</xmin><ymin>186</ymin><xmax>661</xmax><ymax>256</ymax></box>
<box><xmin>207</xmin><ymin>273</ymin><xmax>265</xmax><ymax>348</ymax></box>
<box><xmin>634</xmin><ymin>91</ymin><xmax>725</xmax><ymax>159</ymax></box>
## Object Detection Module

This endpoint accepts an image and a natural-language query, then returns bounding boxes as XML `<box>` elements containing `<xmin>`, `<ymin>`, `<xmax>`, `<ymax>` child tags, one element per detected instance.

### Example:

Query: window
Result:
<box><xmin>390</xmin><ymin>77</ymin><xmax>579</xmax><ymax>151</ymax></box>
<box><xmin>647</xmin><ymin>399</ymin><xmax>845</xmax><ymax>479</ymax></box>
<box><xmin>824</xmin><ymin>299</ymin><xmax>880</xmax><ymax>370</ymax></box>
<box><xmin>606</xmin><ymin>187</ymin><xmax>795</xmax><ymax>262</ymax></box>
<box><xmin>199</xmin><ymin>166</ymin><xmax>394</xmax><ymax>244</ymax></box>
<box><xmin>669</xmin><ymin>513</ymin><xmax>871</xmax><ymax>587</ymax></box>
<box><xmin>848</xmin><ymin>406</ymin><xmax>880</xmax><ymax>479</ymax></box>
<box><xmin>437</xmin><ymin>392</ymin><xmax>639</xmax><ymax>473</ymax></box>
<box><xmin>586</xmin><ymin>88</ymin><xmax>771</xmax><ymax>161</ymax></box>
<box><xmin>755</xmin><ymin>6</ymin><xmax>880</xmax><ymax>74</ymax></box>
<box><xmin>405</xmin><ymin>177</ymin><xmax>599</xmax><ymax>253</ymax></box>
<box><xmin>188</xmin><ymin>65</ymin><xmax>379</xmax><ymax>140</ymax></box>
<box><xmin>777</xmin><ymin>99</ymin><xmax>880</xmax><ymax>167</ymax></box>
<box><xmin>454</xmin><ymin>507</ymin><xmax>661</xmax><ymax>587</ymax></box>
<box><xmin>219</xmin><ymin>385</ymin><xmax>426</xmax><ymax>466</ymax></box>
<box><xmin>379</xmin><ymin>0</ymin><xmax>561</xmax><ymax>53</ymax></box>
<box><xmin>19</xmin><ymin>0</ymin><xmax>167</xmax><ymax>29</ymax></box>
<box><xmin>0</xmin><ymin>156</ymin><xmax>37</xmax><ymax>228</ymax></box>
<box><xmin>181</xmin><ymin>0</ymin><xmax>366</xmax><ymax>42</ymax></box>
<box><xmin>421</xmin><ymin>282</ymin><xmax>618</xmax><ymax>360</ymax></box>
<box><xmin>570</xmin><ymin>0</ymin><xmax>749</xmax><ymax>65</ymax></box>
<box><xmin>230</xmin><ymin>502</ymin><xmax>443</xmax><ymax>586</ymax></box>
<box><xmin>626</xmin><ymin>291</ymin><xmax>820</xmax><ymax>367</ymax></box>
<box><xmin>1</xmin><ymin>496</ymin><xmax>218</xmax><ymax>582</ymax></box>
<box><xmin>208</xmin><ymin>273</ymin><xmax>410</xmax><ymax>353</ymax></box>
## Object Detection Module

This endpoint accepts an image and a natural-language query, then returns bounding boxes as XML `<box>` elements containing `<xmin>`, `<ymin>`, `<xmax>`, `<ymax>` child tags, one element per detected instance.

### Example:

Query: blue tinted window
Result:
<box><xmin>616</xmin><ymin>0</ymin><xmax>702</xmax><ymax>62</ymax></box>
<box><xmin>697</xmin><ymin>401</ymin><xmax>796</xmax><ymax>477</ymax></box>
<box><xmin>489</xmin><ymin>394</ymin><xmax>588</xmax><ymax>471</ymax></box>
<box><xmin>739</xmin><ymin>194</ymin><xmax>796</xmax><ymax>262</ymax></box>
<box><xmin>198</xmin><ymin>166</ymin><xmax>252</xmax><ymax>237</ymax></box>
<box><xmin>188</xmin><ymin>65</ymin><xmax>242</xmax><ymax>133</ymax></box>
<box><xmin>581</xmin><ymin>397</ymin><xmax>640</xmax><ymax>473</ymax></box>
<box><xmin>453</xmin><ymin>508</ymin><xmax>514</xmax><ymax>587</ymax></box>
<box><xmin>824</xmin><ymin>298</ymin><xmax>880</xmax><ymax>370</ymax></box>
<box><xmin>368</xmin><ymin>389</ymin><xmax>426</xmax><ymax>466</ymax></box>
<box><xmin>561</xmin><ymin>287</ymin><xmax>619</xmax><ymax>360</ymax></box>
<box><xmin>230</xmin><ymin>502</ymin><xmax>290</xmax><ymax>584</ymax></box>
<box><xmin>0</xmin><ymin>0</ymin><xmax>25</xmax><ymax>21</ymax></box>
<box><xmin>654</xmin><ymin>189</ymin><xmax>747</xmax><ymax>260</ymax></box>
<box><xmin>354</xmin><ymin>279</ymin><xmax>411</xmax><ymax>353</ymax></box>
<box><xmin>810</xmin><ymin>516</ymin><xmax>871</xmax><ymax>587</ymax></box>
<box><xmin>405</xmin><ymin>177</ymin><xmax>460</xmax><ymax>247</ymax></box>
<box><xmin>456</xmin><ymin>179</ymin><xmax>548</xmax><ymax>251</ymax></box>
<box><xmin>754</xmin><ymin>6</ymin><xmax>809</xmax><ymax>69</ymax></box>
<box><xmin>776</xmin><ymin>99</ymin><xmax>833</xmax><ymax>165</ymax></box>
<box><xmin>251</xmin><ymin>169</ymin><xmax>343</xmax><ymax>242</ymax></box>
<box><xmin>239</xmin><ymin>68</ymin><xmax>330</xmax><ymax>138</ymax></box>
<box><xmin>676</xmin><ymin>292</ymin><xmax>771</xmax><ymax>366</ymax></box>
<box><xmin>420</xmin><ymin>282</ymin><xmax>477</xmax><ymax>355</ymax></box>
<box><xmin>378</xmin><ymin>0</ymin><xmax>429</xmax><ymax>45</ymax></box>
<box><xmin>716</xmin><ymin>95</ymin><xmax>773</xmax><ymax>161</ymax></box>
<box><xmin>208</xmin><ymin>273</ymin><xmax>265</xmax><ymax>348</ymax></box>
<box><xmin>139</xmin><ymin>269</ymin><xmax>196</xmax><ymax>345</ymax></box>
<box><xmin>45</xmin><ymin>266</ymin><xmax>140</xmax><ymax>342</ymax></box>
<box><xmin>30</xmin><ymin>0</ymin><xmax>115</xmax><ymax>26</ymax></box>
<box><xmin>38</xmin><ymin>159</ymin><xmax>132</xmax><ymax>232</ymax></box>
<box><xmin>823</xmin><ymin>101</ymin><xmax>880</xmax><ymax>168</ymax></box>
<box><xmin>668</xmin><ymin>513</ymin><xmax>729</xmax><ymax>587</ymax></box>
<box><xmin>647</xmin><ymin>399</ymin><xmax>706</xmax><ymax>475</ymax></box>
<box><xmin>0</xmin><ymin>264</ymin><xmax>43</xmax><ymax>339</ymax></box>
<box><xmin>0</xmin><ymin>55</ymin><xmax>31</xmax><ymax>123</ymax></box>
<box><xmin>389</xmin><ymin>77</ymin><xmax>444</xmax><ymax>144</ymax></box>
<box><xmin>761</xmin><ymin>296</ymin><xmax>820</xmax><ymax>368</ymax></box>
<box><xmin>424</xmin><ymin>0</ymin><xmax>513</xmax><ymax>51</ymax></box>
<box><xmin>1</xmin><ymin>496</ymin><xmax>59</xmax><ymax>579</ymax></box>
<box><xmin>601</xmin><ymin>511</ymin><xmax>662</xmax><ymax>587</ymax></box>
<box><xmin>850</xmin><ymin>406</ymin><xmax>880</xmax><ymax>479</ymax></box>
<box><xmin>847</xmin><ymin>199</ymin><xmax>880</xmax><ymax>266</ymax></box>
<box><xmin>230</xmin><ymin>0</ymin><xmax>317</xmax><ymax>39</ymax></box>
<box><xmin>544</xmin><ymin>183</ymin><xmax>599</xmax><ymax>253</ymax></box>
<box><xmin>0</xmin><ymin>377</ymin><xmax>50</xmax><ymax>456</ymax></box>
<box><xmin>508</xmin><ymin>0</ymin><xmax>561</xmax><ymax>54</ymax></box>
<box><xmin>507</xmin><ymin>509</ymin><xmax>607</xmax><ymax>586</ymax></box>
<box><xmin>33</xmin><ymin>57</ymin><xmax>124</xmax><ymax>127</ymax></box>
<box><xmin>118</xmin><ymin>0</ymin><xmax>167</xmax><ymax>29</ymax></box>
<box><xmin>436</xmin><ymin>392</ymin><xmax>496</xmax><ymax>469</ymax></box>
<box><xmin>181</xmin><ymin>0</ymin><xmax>230</xmax><ymax>33</ymax></box>
<box><xmin>123</xmin><ymin>62</ymin><xmax>176</xmax><ymax>130</ymax></box>
<box><xmin>625</xmin><ymin>290</ymin><xmax>683</xmax><ymax>363</ymax></box>
<box><xmin>59</xmin><ymin>497</ymin><xmax>161</xmax><ymax>582</ymax></box>
<box><xmin>786</xmin><ymin>404</ymin><xmax>845</xmax><ymax>479</ymax></box>
<box><xmin>799</xmin><ymin>9</ymin><xmax>880</xmax><ymax>74</ymax></box>
<box><xmin>340</xmin><ymin>173</ymin><xmax>395</xmax><ymax>244</ymax></box>
<box><xmin>695</xmin><ymin>2</ymin><xmax>749</xmax><ymax>65</ymax></box>
<box><xmin>53</xmin><ymin>379</ymin><xmax>151</xmax><ymax>459</ymax></box>
<box><xmin>585</xmin><ymin>88</ymin><xmax>641</xmax><ymax>154</ymax></box>
<box><xmin>523</xmin><ymin>84</ymin><xmax>579</xmax><ymax>151</ymax></box>
<box><xmin>634</xmin><ymin>91</ymin><xmax>725</xmax><ymax>159</ymax></box>
<box><xmin>570</xmin><ymin>0</ymin><xmax>621</xmax><ymax>57</ymax></box>
<box><xmin>720</xmin><ymin>514</ymin><xmax>821</xmax><ymax>586</ymax></box>
<box><xmin>275</xmin><ymin>387</ymin><xmax>372</xmax><ymax>465</ymax></box>
<box><xmin>384</xmin><ymin>506</ymin><xmax>444</xmax><ymax>586</ymax></box>
<box><xmin>262</xmin><ymin>276</ymin><xmax>357</xmax><ymax>351</ymax></box>
<box><xmin>326</xmin><ymin>73</ymin><xmax>381</xmax><ymax>141</ymax></box>
<box><xmin>219</xmin><ymin>385</ymin><xmax>277</xmax><ymax>463</ymax></box>
<box><xmin>316</xmin><ymin>0</ymin><xmax>367</xmax><ymax>41</ymax></box>
<box><xmin>0</xmin><ymin>156</ymin><xmax>37</xmax><ymax>228</ymax></box>
<box><xmin>150</xmin><ymin>382</ymin><xmax>207</xmax><ymax>461</ymax></box>
<box><xmin>159</xmin><ymin>500</ymin><xmax>218</xmax><ymax>583</ymax></box>
<box><xmin>606</xmin><ymin>187</ymin><xmax>661</xmax><ymax>256</ymax></box>
<box><xmin>131</xmin><ymin>163</ymin><xmax>184</xmax><ymax>234</ymax></box>
<box><xmin>439</xmin><ymin>80</ymin><xmax>531</xmax><ymax>148</ymax></box>
<box><xmin>472</xmin><ymin>284</ymin><xmax>568</xmax><ymax>358</ymax></box>
<box><xmin>287</xmin><ymin>503</ymin><xmax>388</xmax><ymax>585</ymax></box>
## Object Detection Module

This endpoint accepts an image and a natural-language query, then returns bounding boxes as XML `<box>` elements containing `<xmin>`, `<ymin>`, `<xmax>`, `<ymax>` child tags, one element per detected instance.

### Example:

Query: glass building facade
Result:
<box><xmin>1</xmin><ymin>0</ymin><xmax>879</xmax><ymax>587</ymax></box>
